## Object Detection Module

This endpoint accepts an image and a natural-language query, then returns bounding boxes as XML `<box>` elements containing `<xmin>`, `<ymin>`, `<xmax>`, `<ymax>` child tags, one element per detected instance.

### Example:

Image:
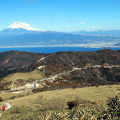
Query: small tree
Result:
<box><xmin>102</xmin><ymin>63</ymin><xmax>111</xmax><ymax>68</ymax></box>
<box><xmin>85</xmin><ymin>63</ymin><xmax>93</xmax><ymax>68</ymax></box>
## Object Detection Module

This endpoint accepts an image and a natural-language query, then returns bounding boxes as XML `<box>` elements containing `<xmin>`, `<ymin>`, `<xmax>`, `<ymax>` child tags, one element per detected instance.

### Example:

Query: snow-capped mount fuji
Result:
<box><xmin>8</xmin><ymin>21</ymin><xmax>40</xmax><ymax>31</ymax></box>
<box><xmin>0</xmin><ymin>21</ymin><xmax>45</xmax><ymax>37</ymax></box>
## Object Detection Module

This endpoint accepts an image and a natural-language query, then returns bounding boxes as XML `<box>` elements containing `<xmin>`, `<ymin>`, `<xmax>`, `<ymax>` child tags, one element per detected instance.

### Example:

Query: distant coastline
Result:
<box><xmin>0</xmin><ymin>47</ymin><xmax>120</xmax><ymax>53</ymax></box>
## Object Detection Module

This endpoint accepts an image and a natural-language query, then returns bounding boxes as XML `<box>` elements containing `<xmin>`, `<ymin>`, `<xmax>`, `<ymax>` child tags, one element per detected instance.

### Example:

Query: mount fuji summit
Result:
<box><xmin>0</xmin><ymin>21</ymin><xmax>119</xmax><ymax>48</ymax></box>
<box><xmin>0</xmin><ymin>21</ymin><xmax>44</xmax><ymax>37</ymax></box>
<box><xmin>8</xmin><ymin>21</ymin><xmax>40</xmax><ymax>31</ymax></box>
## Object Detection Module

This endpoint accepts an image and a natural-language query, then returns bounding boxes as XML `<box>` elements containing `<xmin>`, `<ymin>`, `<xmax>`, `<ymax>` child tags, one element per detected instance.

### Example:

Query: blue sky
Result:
<box><xmin>0</xmin><ymin>0</ymin><xmax>120</xmax><ymax>32</ymax></box>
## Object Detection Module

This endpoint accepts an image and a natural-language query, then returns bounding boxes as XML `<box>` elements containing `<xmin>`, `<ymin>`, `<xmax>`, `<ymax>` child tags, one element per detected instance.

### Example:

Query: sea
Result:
<box><xmin>0</xmin><ymin>47</ymin><xmax>120</xmax><ymax>53</ymax></box>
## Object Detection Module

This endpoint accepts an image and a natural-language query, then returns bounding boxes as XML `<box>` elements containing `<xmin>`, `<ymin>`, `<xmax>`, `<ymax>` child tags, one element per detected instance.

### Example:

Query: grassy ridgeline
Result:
<box><xmin>0</xmin><ymin>85</ymin><xmax>120</xmax><ymax>120</ymax></box>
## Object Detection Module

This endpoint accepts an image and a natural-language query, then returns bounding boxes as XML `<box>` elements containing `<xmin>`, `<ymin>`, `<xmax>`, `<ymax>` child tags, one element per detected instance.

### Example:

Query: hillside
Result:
<box><xmin>0</xmin><ymin>49</ymin><xmax>120</xmax><ymax>91</ymax></box>
<box><xmin>0</xmin><ymin>85</ymin><xmax>120</xmax><ymax>120</ymax></box>
<box><xmin>0</xmin><ymin>51</ymin><xmax>45</xmax><ymax>77</ymax></box>
<box><xmin>24</xmin><ymin>49</ymin><xmax>120</xmax><ymax>73</ymax></box>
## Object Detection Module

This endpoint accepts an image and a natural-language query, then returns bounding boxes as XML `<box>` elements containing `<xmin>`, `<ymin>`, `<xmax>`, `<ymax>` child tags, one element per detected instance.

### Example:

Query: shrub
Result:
<box><xmin>106</xmin><ymin>94</ymin><xmax>120</xmax><ymax>118</ymax></box>
<box><xmin>67</xmin><ymin>101</ymin><xmax>78</xmax><ymax>110</ymax></box>
<box><xmin>99</xmin><ymin>94</ymin><xmax>120</xmax><ymax>119</ymax></box>
<box><xmin>72</xmin><ymin>85</ymin><xmax>77</xmax><ymax>90</ymax></box>
<box><xmin>10</xmin><ymin>96</ymin><xmax>16</xmax><ymax>99</ymax></box>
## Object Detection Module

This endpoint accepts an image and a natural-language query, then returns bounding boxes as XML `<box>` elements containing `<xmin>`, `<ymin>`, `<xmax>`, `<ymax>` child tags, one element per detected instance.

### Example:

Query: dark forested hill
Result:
<box><xmin>25</xmin><ymin>49</ymin><xmax>120</xmax><ymax>74</ymax></box>
<box><xmin>0</xmin><ymin>51</ymin><xmax>45</xmax><ymax>77</ymax></box>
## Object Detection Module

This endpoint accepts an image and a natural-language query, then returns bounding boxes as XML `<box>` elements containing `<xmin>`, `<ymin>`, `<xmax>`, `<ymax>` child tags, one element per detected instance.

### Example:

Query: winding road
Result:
<box><xmin>0</xmin><ymin>64</ymin><xmax>120</xmax><ymax>93</ymax></box>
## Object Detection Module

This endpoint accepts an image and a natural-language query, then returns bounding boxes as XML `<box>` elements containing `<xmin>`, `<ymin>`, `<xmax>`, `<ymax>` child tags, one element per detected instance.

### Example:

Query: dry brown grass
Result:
<box><xmin>1</xmin><ymin>70</ymin><xmax>45</xmax><ymax>89</ymax></box>
<box><xmin>0</xmin><ymin>84</ymin><xmax>120</xmax><ymax>120</ymax></box>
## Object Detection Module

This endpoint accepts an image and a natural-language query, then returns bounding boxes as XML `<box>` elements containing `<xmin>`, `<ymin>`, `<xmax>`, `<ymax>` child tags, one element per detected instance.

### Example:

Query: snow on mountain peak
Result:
<box><xmin>8</xmin><ymin>21</ymin><xmax>40</xmax><ymax>31</ymax></box>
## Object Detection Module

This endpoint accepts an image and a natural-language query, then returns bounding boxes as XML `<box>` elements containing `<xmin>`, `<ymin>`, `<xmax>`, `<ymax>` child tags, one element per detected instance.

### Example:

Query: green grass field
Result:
<box><xmin>0</xmin><ymin>84</ymin><xmax>120</xmax><ymax>120</ymax></box>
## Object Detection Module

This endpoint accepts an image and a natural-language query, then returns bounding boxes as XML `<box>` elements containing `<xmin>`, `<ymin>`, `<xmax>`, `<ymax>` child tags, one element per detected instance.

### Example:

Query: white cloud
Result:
<box><xmin>79</xmin><ymin>22</ymin><xmax>85</xmax><ymax>25</ymax></box>
<box><xmin>70</xmin><ymin>20</ymin><xmax>85</xmax><ymax>25</ymax></box>
<box><xmin>70</xmin><ymin>20</ymin><xmax>79</xmax><ymax>23</ymax></box>
<box><xmin>65</xmin><ymin>25</ymin><xmax>71</xmax><ymax>28</ymax></box>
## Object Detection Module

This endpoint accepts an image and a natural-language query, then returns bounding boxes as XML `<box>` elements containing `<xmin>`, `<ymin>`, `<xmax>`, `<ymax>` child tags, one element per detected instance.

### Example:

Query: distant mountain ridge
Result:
<box><xmin>0</xmin><ymin>22</ymin><xmax>120</xmax><ymax>48</ymax></box>
<box><xmin>115</xmin><ymin>42</ymin><xmax>120</xmax><ymax>46</ymax></box>
<box><xmin>71</xmin><ymin>30</ymin><xmax>120</xmax><ymax>37</ymax></box>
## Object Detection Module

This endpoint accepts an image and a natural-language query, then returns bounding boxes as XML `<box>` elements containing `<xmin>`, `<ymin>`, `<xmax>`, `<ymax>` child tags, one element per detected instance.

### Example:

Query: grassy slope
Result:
<box><xmin>1</xmin><ymin>70</ymin><xmax>45</xmax><ymax>89</ymax></box>
<box><xmin>0</xmin><ymin>85</ymin><xmax>120</xmax><ymax>120</ymax></box>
